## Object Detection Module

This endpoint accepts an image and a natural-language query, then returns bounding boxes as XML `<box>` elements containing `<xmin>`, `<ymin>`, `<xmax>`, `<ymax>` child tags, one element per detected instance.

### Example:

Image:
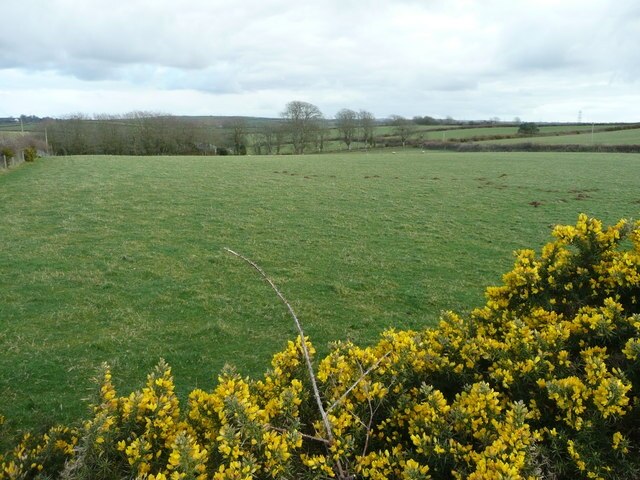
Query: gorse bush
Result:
<box><xmin>2</xmin><ymin>214</ymin><xmax>640</xmax><ymax>479</ymax></box>
<box><xmin>517</xmin><ymin>123</ymin><xmax>540</xmax><ymax>135</ymax></box>
<box><xmin>23</xmin><ymin>147</ymin><xmax>38</xmax><ymax>163</ymax></box>
<box><xmin>1</xmin><ymin>147</ymin><xmax>15</xmax><ymax>160</ymax></box>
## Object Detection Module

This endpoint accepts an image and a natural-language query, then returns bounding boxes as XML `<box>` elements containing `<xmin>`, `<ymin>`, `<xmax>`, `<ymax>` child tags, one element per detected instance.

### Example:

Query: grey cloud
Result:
<box><xmin>1</xmin><ymin>0</ymin><xmax>639</xmax><ymax>120</ymax></box>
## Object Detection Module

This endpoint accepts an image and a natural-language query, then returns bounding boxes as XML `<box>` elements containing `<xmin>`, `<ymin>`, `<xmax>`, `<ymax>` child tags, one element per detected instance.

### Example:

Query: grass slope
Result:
<box><xmin>1</xmin><ymin>151</ymin><xmax>640</xmax><ymax>441</ymax></box>
<box><xmin>481</xmin><ymin>127</ymin><xmax>640</xmax><ymax>145</ymax></box>
<box><xmin>428</xmin><ymin>125</ymin><xmax>627</xmax><ymax>141</ymax></box>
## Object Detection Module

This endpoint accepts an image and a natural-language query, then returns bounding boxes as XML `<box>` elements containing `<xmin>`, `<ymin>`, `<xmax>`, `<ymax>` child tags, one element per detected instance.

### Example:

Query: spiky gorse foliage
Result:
<box><xmin>2</xmin><ymin>214</ymin><xmax>640</xmax><ymax>479</ymax></box>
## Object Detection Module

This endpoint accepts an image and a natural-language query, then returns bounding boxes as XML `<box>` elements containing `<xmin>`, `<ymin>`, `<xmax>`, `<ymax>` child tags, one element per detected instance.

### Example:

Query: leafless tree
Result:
<box><xmin>389</xmin><ymin>114</ymin><xmax>415</xmax><ymax>148</ymax></box>
<box><xmin>281</xmin><ymin>101</ymin><xmax>323</xmax><ymax>154</ymax></box>
<box><xmin>314</xmin><ymin>118</ymin><xmax>328</xmax><ymax>153</ymax></box>
<box><xmin>335</xmin><ymin>108</ymin><xmax>358</xmax><ymax>150</ymax></box>
<box><xmin>358</xmin><ymin>110</ymin><xmax>375</xmax><ymax>148</ymax></box>
<box><xmin>273</xmin><ymin>122</ymin><xmax>286</xmax><ymax>154</ymax></box>
<box><xmin>93</xmin><ymin>113</ymin><xmax>127</xmax><ymax>155</ymax></box>
<box><xmin>260</xmin><ymin>125</ymin><xmax>276</xmax><ymax>155</ymax></box>
<box><xmin>48</xmin><ymin>113</ymin><xmax>91</xmax><ymax>155</ymax></box>
<box><xmin>229</xmin><ymin>118</ymin><xmax>248</xmax><ymax>155</ymax></box>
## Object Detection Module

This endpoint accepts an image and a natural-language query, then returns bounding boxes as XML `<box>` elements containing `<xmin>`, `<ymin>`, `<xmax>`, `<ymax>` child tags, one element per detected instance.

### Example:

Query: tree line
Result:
<box><xmin>39</xmin><ymin>102</ymin><xmax>425</xmax><ymax>156</ymax></box>
<box><xmin>46</xmin><ymin>112</ymin><xmax>219</xmax><ymax>156</ymax></box>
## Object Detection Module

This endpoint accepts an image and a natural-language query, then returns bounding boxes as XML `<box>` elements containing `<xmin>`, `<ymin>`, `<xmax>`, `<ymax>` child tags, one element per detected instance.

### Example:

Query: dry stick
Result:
<box><xmin>362</xmin><ymin>398</ymin><xmax>376</xmax><ymax>458</ymax></box>
<box><xmin>224</xmin><ymin>248</ymin><xmax>348</xmax><ymax>478</ymax></box>
<box><xmin>356</xmin><ymin>360</ymin><xmax>380</xmax><ymax>458</ymax></box>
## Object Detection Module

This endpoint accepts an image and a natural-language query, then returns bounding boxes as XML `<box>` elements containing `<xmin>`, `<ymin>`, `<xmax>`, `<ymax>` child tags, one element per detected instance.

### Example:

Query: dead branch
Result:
<box><xmin>224</xmin><ymin>247</ymin><xmax>348</xmax><ymax>478</ymax></box>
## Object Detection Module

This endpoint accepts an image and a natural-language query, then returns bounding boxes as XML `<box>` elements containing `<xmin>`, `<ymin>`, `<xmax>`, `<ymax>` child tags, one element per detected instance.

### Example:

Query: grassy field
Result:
<box><xmin>480</xmin><ymin>127</ymin><xmax>640</xmax><ymax>145</ymax></box>
<box><xmin>317</xmin><ymin>124</ymin><xmax>607</xmax><ymax>150</ymax></box>
<box><xmin>0</xmin><ymin>132</ymin><xmax>26</xmax><ymax>139</ymax></box>
<box><xmin>432</xmin><ymin>126</ymin><xmax>519</xmax><ymax>140</ymax></box>
<box><xmin>428</xmin><ymin>124</ymin><xmax>626</xmax><ymax>141</ymax></box>
<box><xmin>1</xmin><ymin>151</ymin><xmax>640</xmax><ymax>443</ymax></box>
<box><xmin>534</xmin><ymin>125</ymin><xmax>623</xmax><ymax>134</ymax></box>
<box><xmin>0</xmin><ymin>124</ymin><xmax>42</xmax><ymax>134</ymax></box>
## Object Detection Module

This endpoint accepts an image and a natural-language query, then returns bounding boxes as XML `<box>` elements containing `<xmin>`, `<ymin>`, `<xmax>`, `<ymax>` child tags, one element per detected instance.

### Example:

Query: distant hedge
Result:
<box><xmin>1</xmin><ymin>215</ymin><xmax>639</xmax><ymax>479</ymax></box>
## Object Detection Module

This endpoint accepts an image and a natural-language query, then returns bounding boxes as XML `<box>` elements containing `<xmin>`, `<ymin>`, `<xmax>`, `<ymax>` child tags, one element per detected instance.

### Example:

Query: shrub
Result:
<box><xmin>1</xmin><ymin>214</ymin><xmax>640</xmax><ymax>479</ymax></box>
<box><xmin>518</xmin><ymin>123</ymin><xmax>540</xmax><ymax>135</ymax></box>
<box><xmin>1</xmin><ymin>147</ymin><xmax>15</xmax><ymax>160</ymax></box>
<box><xmin>23</xmin><ymin>147</ymin><xmax>38</xmax><ymax>162</ymax></box>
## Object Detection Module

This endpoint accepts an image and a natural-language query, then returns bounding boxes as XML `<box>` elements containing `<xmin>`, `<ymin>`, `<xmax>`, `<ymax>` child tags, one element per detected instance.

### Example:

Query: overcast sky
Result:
<box><xmin>1</xmin><ymin>0</ymin><xmax>638</xmax><ymax>122</ymax></box>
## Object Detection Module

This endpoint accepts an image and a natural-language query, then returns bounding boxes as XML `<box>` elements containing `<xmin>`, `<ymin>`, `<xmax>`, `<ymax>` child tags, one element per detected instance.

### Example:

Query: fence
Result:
<box><xmin>1</xmin><ymin>149</ymin><xmax>26</xmax><ymax>170</ymax></box>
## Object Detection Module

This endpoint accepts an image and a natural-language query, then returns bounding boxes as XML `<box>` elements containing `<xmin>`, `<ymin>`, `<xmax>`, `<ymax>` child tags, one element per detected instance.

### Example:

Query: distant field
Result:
<box><xmin>0</xmin><ymin>124</ymin><xmax>41</xmax><ymax>134</ymax></box>
<box><xmin>536</xmin><ymin>125</ymin><xmax>618</xmax><ymax>134</ymax></box>
<box><xmin>480</xmin><ymin>127</ymin><xmax>640</xmax><ymax>145</ymax></box>
<box><xmin>373</xmin><ymin>124</ymin><xmax>463</xmax><ymax>135</ymax></box>
<box><xmin>2</xmin><ymin>152</ymin><xmax>640</xmax><ymax>442</ymax></box>
<box><xmin>0</xmin><ymin>128</ymin><xmax>46</xmax><ymax>145</ymax></box>
<box><xmin>0</xmin><ymin>131</ymin><xmax>25</xmax><ymax>139</ymax></box>
<box><xmin>434</xmin><ymin>126</ymin><xmax>518</xmax><ymax>139</ymax></box>
<box><xmin>425</xmin><ymin>124</ymin><xmax>625</xmax><ymax>141</ymax></box>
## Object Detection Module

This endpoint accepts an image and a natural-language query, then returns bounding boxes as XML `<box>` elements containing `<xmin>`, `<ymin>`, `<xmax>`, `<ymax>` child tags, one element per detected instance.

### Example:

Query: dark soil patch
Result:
<box><xmin>574</xmin><ymin>193</ymin><xmax>592</xmax><ymax>200</ymax></box>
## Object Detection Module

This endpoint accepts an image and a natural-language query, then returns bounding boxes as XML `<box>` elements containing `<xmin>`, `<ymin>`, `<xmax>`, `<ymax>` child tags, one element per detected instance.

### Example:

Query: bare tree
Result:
<box><xmin>260</xmin><ymin>125</ymin><xmax>275</xmax><ymax>155</ymax></box>
<box><xmin>274</xmin><ymin>122</ymin><xmax>286</xmax><ymax>154</ymax></box>
<box><xmin>314</xmin><ymin>118</ymin><xmax>328</xmax><ymax>153</ymax></box>
<box><xmin>281</xmin><ymin>101</ymin><xmax>323</xmax><ymax>154</ymax></box>
<box><xmin>335</xmin><ymin>108</ymin><xmax>358</xmax><ymax>150</ymax></box>
<box><xmin>389</xmin><ymin>114</ymin><xmax>414</xmax><ymax>148</ymax></box>
<box><xmin>229</xmin><ymin>118</ymin><xmax>248</xmax><ymax>155</ymax></box>
<box><xmin>48</xmin><ymin>112</ymin><xmax>209</xmax><ymax>156</ymax></box>
<box><xmin>93</xmin><ymin>113</ymin><xmax>127</xmax><ymax>155</ymax></box>
<box><xmin>253</xmin><ymin>123</ymin><xmax>280</xmax><ymax>155</ymax></box>
<box><xmin>358</xmin><ymin>110</ymin><xmax>375</xmax><ymax>148</ymax></box>
<box><xmin>129</xmin><ymin>111</ymin><xmax>170</xmax><ymax>155</ymax></box>
<box><xmin>255</xmin><ymin>121</ymin><xmax>286</xmax><ymax>155</ymax></box>
<box><xmin>47</xmin><ymin>113</ymin><xmax>91</xmax><ymax>155</ymax></box>
<box><xmin>249</xmin><ymin>133</ymin><xmax>262</xmax><ymax>155</ymax></box>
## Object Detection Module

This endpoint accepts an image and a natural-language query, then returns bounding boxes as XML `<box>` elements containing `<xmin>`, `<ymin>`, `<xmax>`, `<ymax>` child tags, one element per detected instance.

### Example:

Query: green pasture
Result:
<box><xmin>434</xmin><ymin>126</ymin><xmax>518</xmax><ymax>140</ymax></box>
<box><xmin>1</xmin><ymin>151</ymin><xmax>640</xmax><ymax>443</ymax></box>
<box><xmin>286</xmin><ymin>124</ymin><xmax>623</xmax><ymax>142</ymax></box>
<box><xmin>372</xmin><ymin>125</ymin><xmax>462</xmax><ymax>136</ymax></box>
<box><xmin>431</xmin><ymin>124</ymin><xmax>622</xmax><ymax>141</ymax></box>
<box><xmin>480</xmin><ymin>127</ymin><xmax>640</xmax><ymax>145</ymax></box>
<box><xmin>535</xmin><ymin>124</ymin><xmax>620</xmax><ymax>134</ymax></box>
<box><xmin>0</xmin><ymin>131</ymin><xmax>25</xmax><ymax>139</ymax></box>
<box><xmin>0</xmin><ymin>124</ymin><xmax>41</xmax><ymax>134</ymax></box>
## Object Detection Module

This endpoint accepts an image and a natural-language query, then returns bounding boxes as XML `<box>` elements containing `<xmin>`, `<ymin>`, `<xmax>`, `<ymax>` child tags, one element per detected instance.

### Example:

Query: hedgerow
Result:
<box><xmin>2</xmin><ymin>214</ymin><xmax>639</xmax><ymax>479</ymax></box>
<box><xmin>420</xmin><ymin>141</ymin><xmax>640</xmax><ymax>153</ymax></box>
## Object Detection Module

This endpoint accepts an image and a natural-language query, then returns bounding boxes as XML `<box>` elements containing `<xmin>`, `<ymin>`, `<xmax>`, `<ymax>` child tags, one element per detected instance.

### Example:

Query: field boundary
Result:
<box><xmin>1</xmin><ymin>151</ymin><xmax>25</xmax><ymax>170</ymax></box>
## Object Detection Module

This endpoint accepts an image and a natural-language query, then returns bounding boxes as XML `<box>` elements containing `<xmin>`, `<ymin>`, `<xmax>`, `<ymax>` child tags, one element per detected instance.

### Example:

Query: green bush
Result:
<box><xmin>23</xmin><ymin>147</ymin><xmax>38</xmax><ymax>163</ymax></box>
<box><xmin>0</xmin><ymin>147</ymin><xmax>14</xmax><ymax>160</ymax></box>
<box><xmin>1</xmin><ymin>215</ymin><xmax>639</xmax><ymax>479</ymax></box>
<box><xmin>518</xmin><ymin>122</ymin><xmax>540</xmax><ymax>135</ymax></box>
